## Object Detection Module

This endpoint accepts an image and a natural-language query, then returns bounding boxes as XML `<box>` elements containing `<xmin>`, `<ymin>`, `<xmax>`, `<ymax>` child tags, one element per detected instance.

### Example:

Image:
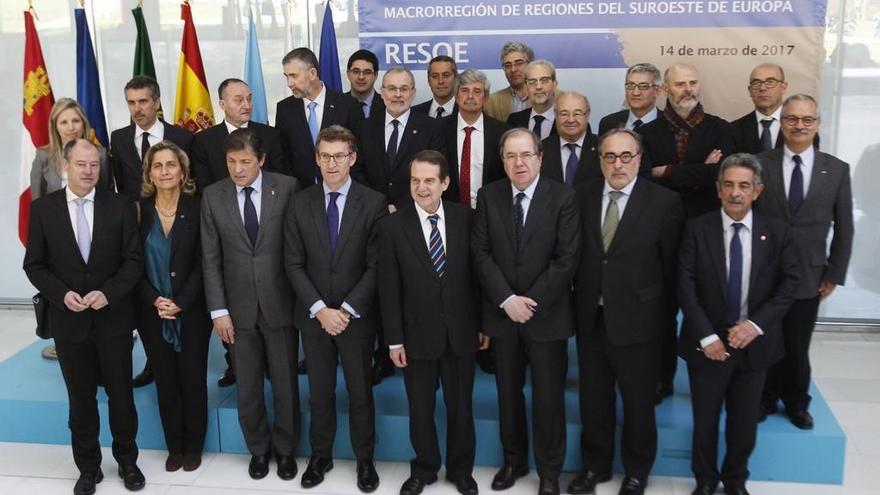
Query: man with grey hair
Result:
<box><xmin>485</xmin><ymin>41</ymin><xmax>535</xmax><ymax>121</ymax></box>
<box><xmin>598</xmin><ymin>63</ymin><xmax>665</xmax><ymax>136</ymax></box>
<box><xmin>507</xmin><ymin>60</ymin><xmax>559</xmax><ymax>140</ymax></box>
<box><xmin>679</xmin><ymin>153</ymin><xmax>799</xmax><ymax>495</ymax></box>
<box><xmin>542</xmin><ymin>91</ymin><xmax>601</xmax><ymax>187</ymax></box>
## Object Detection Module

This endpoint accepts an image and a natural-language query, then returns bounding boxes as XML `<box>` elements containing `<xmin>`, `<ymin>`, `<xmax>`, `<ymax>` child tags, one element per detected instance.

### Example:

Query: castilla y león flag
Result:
<box><xmin>173</xmin><ymin>2</ymin><xmax>214</xmax><ymax>132</ymax></box>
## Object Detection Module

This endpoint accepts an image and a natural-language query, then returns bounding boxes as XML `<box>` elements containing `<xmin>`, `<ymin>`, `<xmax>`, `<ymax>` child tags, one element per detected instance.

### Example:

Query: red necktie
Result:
<box><xmin>460</xmin><ymin>126</ymin><xmax>475</xmax><ymax>206</ymax></box>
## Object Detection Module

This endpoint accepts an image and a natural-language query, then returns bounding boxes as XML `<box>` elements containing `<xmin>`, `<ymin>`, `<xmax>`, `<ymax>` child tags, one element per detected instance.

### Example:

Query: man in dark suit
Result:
<box><xmin>472</xmin><ymin>128</ymin><xmax>580</xmax><ymax>495</ymax></box>
<box><xmin>201</xmin><ymin>128</ymin><xmax>300</xmax><ymax>481</ymax></box>
<box><xmin>756</xmin><ymin>94</ymin><xmax>854</xmax><ymax>429</ymax></box>
<box><xmin>345</xmin><ymin>50</ymin><xmax>385</xmax><ymax>120</ymax></box>
<box><xmin>411</xmin><ymin>55</ymin><xmax>459</xmax><ymax>118</ymax></box>
<box><xmin>541</xmin><ymin>92</ymin><xmax>601</xmax><ymax>187</ymax></box>
<box><xmin>507</xmin><ymin>60</ymin><xmax>558</xmax><ymax>140</ymax></box>
<box><xmin>379</xmin><ymin>150</ymin><xmax>486</xmax><ymax>495</ymax></box>
<box><xmin>24</xmin><ymin>138</ymin><xmax>145</xmax><ymax>495</ymax></box>
<box><xmin>284</xmin><ymin>125</ymin><xmax>384</xmax><ymax>492</ymax></box>
<box><xmin>679</xmin><ymin>154</ymin><xmax>799</xmax><ymax>495</ymax></box>
<box><xmin>276</xmin><ymin>47</ymin><xmax>363</xmax><ymax>188</ymax></box>
<box><xmin>570</xmin><ymin>128</ymin><xmax>684</xmax><ymax>495</ymax></box>
<box><xmin>731</xmin><ymin>64</ymin><xmax>789</xmax><ymax>154</ymax></box>
<box><xmin>598</xmin><ymin>63</ymin><xmax>664</xmax><ymax>136</ymax></box>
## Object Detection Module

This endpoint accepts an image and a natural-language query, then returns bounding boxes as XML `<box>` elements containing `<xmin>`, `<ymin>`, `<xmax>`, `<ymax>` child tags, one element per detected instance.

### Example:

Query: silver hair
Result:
<box><xmin>525</xmin><ymin>59</ymin><xmax>556</xmax><ymax>80</ymax></box>
<box><xmin>626</xmin><ymin>63</ymin><xmax>662</xmax><ymax>85</ymax></box>
<box><xmin>499</xmin><ymin>41</ymin><xmax>535</xmax><ymax>64</ymax></box>
<box><xmin>717</xmin><ymin>153</ymin><xmax>764</xmax><ymax>185</ymax></box>
<box><xmin>382</xmin><ymin>66</ymin><xmax>416</xmax><ymax>88</ymax></box>
<box><xmin>454</xmin><ymin>68</ymin><xmax>491</xmax><ymax>94</ymax></box>
<box><xmin>782</xmin><ymin>93</ymin><xmax>820</xmax><ymax>119</ymax></box>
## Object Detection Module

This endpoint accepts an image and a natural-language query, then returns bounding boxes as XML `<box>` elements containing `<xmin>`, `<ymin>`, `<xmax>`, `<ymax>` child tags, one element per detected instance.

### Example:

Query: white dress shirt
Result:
<box><xmin>560</xmin><ymin>134</ymin><xmax>587</xmax><ymax>184</ymax></box>
<box><xmin>499</xmin><ymin>177</ymin><xmax>541</xmax><ymax>309</ymax></box>
<box><xmin>601</xmin><ymin>177</ymin><xmax>637</xmax><ymax>228</ymax></box>
<box><xmin>529</xmin><ymin>106</ymin><xmax>556</xmax><ymax>140</ymax></box>
<box><xmin>360</xmin><ymin>91</ymin><xmax>376</xmax><ymax>118</ymax></box>
<box><xmin>626</xmin><ymin>107</ymin><xmax>658</xmax><ymax>128</ymax></box>
<box><xmin>65</xmin><ymin>186</ymin><xmax>95</xmax><ymax>244</ymax></box>
<box><xmin>754</xmin><ymin>106</ymin><xmax>782</xmax><ymax>147</ymax></box>
<box><xmin>384</xmin><ymin>110</ymin><xmax>411</xmax><ymax>150</ymax></box>
<box><xmin>135</xmin><ymin>119</ymin><xmax>165</xmax><ymax>157</ymax></box>
<box><xmin>224</xmin><ymin>120</ymin><xmax>249</xmax><ymax>134</ymax></box>
<box><xmin>428</xmin><ymin>98</ymin><xmax>456</xmax><ymax>119</ymax></box>
<box><xmin>783</xmin><ymin>144</ymin><xmax>814</xmax><ymax>198</ymax></box>
<box><xmin>457</xmin><ymin>114</ymin><xmax>485</xmax><ymax>208</ymax></box>
<box><xmin>303</xmin><ymin>84</ymin><xmax>326</xmax><ymax>130</ymax></box>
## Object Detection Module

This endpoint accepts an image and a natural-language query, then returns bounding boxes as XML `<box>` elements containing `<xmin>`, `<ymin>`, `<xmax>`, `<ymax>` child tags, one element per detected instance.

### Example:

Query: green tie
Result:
<box><xmin>602</xmin><ymin>190</ymin><xmax>623</xmax><ymax>251</ymax></box>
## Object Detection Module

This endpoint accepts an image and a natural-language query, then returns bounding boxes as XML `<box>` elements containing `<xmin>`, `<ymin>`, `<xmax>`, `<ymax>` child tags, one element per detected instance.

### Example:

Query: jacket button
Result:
<box><xmin>602</xmin><ymin>260</ymin><xmax>608</xmax><ymax>265</ymax></box>
<box><xmin>388</xmin><ymin>181</ymin><xmax>393</xmax><ymax>186</ymax></box>
<box><xmin>170</xmin><ymin>271</ymin><xmax>177</xmax><ymax>277</ymax></box>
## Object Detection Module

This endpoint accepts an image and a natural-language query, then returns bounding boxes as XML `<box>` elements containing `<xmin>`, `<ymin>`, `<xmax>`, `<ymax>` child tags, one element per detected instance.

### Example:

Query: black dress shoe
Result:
<box><xmin>217</xmin><ymin>367</ymin><xmax>236</xmax><ymax>387</ymax></box>
<box><xmin>454</xmin><ymin>475</ymin><xmax>479</xmax><ymax>495</ymax></box>
<box><xmin>618</xmin><ymin>476</ymin><xmax>647</xmax><ymax>495</ymax></box>
<box><xmin>491</xmin><ymin>464</ymin><xmax>528</xmax><ymax>490</ymax></box>
<box><xmin>539</xmin><ymin>477</ymin><xmax>560</xmax><ymax>495</ymax></box>
<box><xmin>567</xmin><ymin>470</ymin><xmax>612</xmax><ymax>494</ymax></box>
<box><xmin>692</xmin><ymin>482</ymin><xmax>718</xmax><ymax>495</ymax></box>
<box><xmin>788</xmin><ymin>409</ymin><xmax>814</xmax><ymax>430</ymax></box>
<box><xmin>182</xmin><ymin>453</ymin><xmax>202</xmax><ymax>472</ymax></box>
<box><xmin>277</xmin><ymin>454</ymin><xmax>298</xmax><ymax>480</ymax></box>
<box><xmin>758</xmin><ymin>402</ymin><xmax>778</xmax><ymax>423</ymax></box>
<box><xmin>357</xmin><ymin>460</ymin><xmax>380</xmax><ymax>493</ymax></box>
<box><xmin>301</xmin><ymin>456</ymin><xmax>333</xmax><ymax>488</ymax></box>
<box><xmin>249</xmin><ymin>453</ymin><xmax>271</xmax><ymax>479</ymax></box>
<box><xmin>372</xmin><ymin>362</ymin><xmax>395</xmax><ymax>385</ymax></box>
<box><xmin>74</xmin><ymin>469</ymin><xmax>103</xmax><ymax>495</ymax></box>
<box><xmin>653</xmin><ymin>382</ymin><xmax>674</xmax><ymax>405</ymax></box>
<box><xmin>132</xmin><ymin>365</ymin><xmax>154</xmax><ymax>388</ymax></box>
<box><xmin>117</xmin><ymin>464</ymin><xmax>145</xmax><ymax>491</ymax></box>
<box><xmin>165</xmin><ymin>454</ymin><xmax>183</xmax><ymax>472</ymax></box>
<box><xmin>298</xmin><ymin>359</ymin><xmax>308</xmax><ymax>375</ymax></box>
<box><xmin>723</xmin><ymin>485</ymin><xmax>750</xmax><ymax>495</ymax></box>
<box><xmin>400</xmin><ymin>476</ymin><xmax>435</xmax><ymax>495</ymax></box>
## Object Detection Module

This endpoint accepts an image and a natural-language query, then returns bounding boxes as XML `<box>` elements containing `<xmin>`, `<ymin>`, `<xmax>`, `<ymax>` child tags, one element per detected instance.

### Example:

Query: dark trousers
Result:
<box><xmin>231</xmin><ymin>310</ymin><xmax>300</xmax><ymax>456</ymax></box>
<box><xmin>373</xmin><ymin>326</ymin><xmax>393</xmax><ymax>366</ymax></box>
<box><xmin>140</xmin><ymin>312</ymin><xmax>211</xmax><ymax>455</ymax></box>
<box><xmin>301</xmin><ymin>330</ymin><xmax>375</xmax><ymax>460</ymax></box>
<box><xmin>493</xmin><ymin>331</ymin><xmax>568</xmax><ymax>479</ymax></box>
<box><xmin>688</xmin><ymin>353</ymin><xmax>766</xmax><ymax>489</ymax></box>
<box><xmin>403</xmin><ymin>347</ymin><xmax>476</xmax><ymax>481</ymax></box>
<box><xmin>578</xmin><ymin>313</ymin><xmax>660</xmax><ymax>478</ymax></box>
<box><xmin>660</xmin><ymin>315</ymin><xmax>679</xmax><ymax>387</ymax></box>
<box><xmin>55</xmin><ymin>334</ymin><xmax>138</xmax><ymax>474</ymax></box>
<box><xmin>763</xmin><ymin>296</ymin><xmax>820</xmax><ymax>412</ymax></box>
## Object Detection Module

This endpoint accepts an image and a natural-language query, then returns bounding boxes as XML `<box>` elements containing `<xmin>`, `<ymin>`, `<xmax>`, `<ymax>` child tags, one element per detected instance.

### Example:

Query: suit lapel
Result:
<box><xmin>586</xmin><ymin>180</ymin><xmax>604</xmax><ymax>252</ymax></box>
<box><xmin>87</xmin><ymin>191</ymin><xmax>110</xmax><ymax>267</ymax></box>
<box><xmin>309</xmin><ymin>187</ymin><xmax>333</xmax><ymax>263</ymax></box>
<box><xmin>53</xmin><ymin>192</ymin><xmax>85</xmax><ymax>265</ymax></box>
<box><xmin>522</xmin><ymin>178</ymin><xmax>550</xmax><ymax>246</ymax></box>
<box><xmin>124</xmin><ymin>125</ymin><xmax>141</xmax><ymax>169</ymax></box>
<box><xmin>575</xmin><ymin>136</ymin><xmax>599</xmax><ymax>184</ymax></box>
<box><xmin>764</xmin><ymin>150</ymin><xmax>790</xmax><ymax>220</ymax></box>
<box><xmin>401</xmin><ymin>205</ymin><xmax>438</xmax><ymax>279</ymax></box>
<box><xmin>169</xmin><ymin>196</ymin><xmax>190</xmax><ymax>260</ymax></box>
<box><xmin>334</xmin><ymin>183</ymin><xmax>364</xmax><ymax>263</ymax></box>
<box><xmin>393</xmin><ymin>118</ymin><xmax>420</xmax><ymax>171</ymax></box>
<box><xmin>256</xmin><ymin>174</ymin><xmax>278</xmax><ymax>248</ymax></box>
<box><xmin>709</xmin><ymin>214</ymin><xmax>729</xmax><ymax>301</ymax></box>
<box><xmin>222</xmin><ymin>180</ymin><xmax>253</xmax><ymax>248</ymax></box>
<box><xmin>498</xmin><ymin>183</ymin><xmax>516</xmax><ymax>249</ymax></box>
<box><xmin>800</xmin><ymin>151</ymin><xmax>829</xmax><ymax>213</ymax></box>
<box><xmin>749</xmin><ymin>214</ymin><xmax>769</xmax><ymax>295</ymax></box>
<box><xmin>606</xmin><ymin>179</ymin><xmax>645</xmax><ymax>253</ymax></box>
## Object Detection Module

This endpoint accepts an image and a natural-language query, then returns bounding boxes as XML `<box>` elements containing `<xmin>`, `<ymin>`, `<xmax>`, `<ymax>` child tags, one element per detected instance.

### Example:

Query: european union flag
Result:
<box><xmin>75</xmin><ymin>8</ymin><xmax>108</xmax><ymax>147</ymax></box>
<box><xmin>244</xmin><ymin>9</ymin><xmax>268</xmax><ymax>124</ymax></box>
<box><xmin>318</xmin><ymin>2</ymin><xmax>342</xmax><ymax>92</ymax></box>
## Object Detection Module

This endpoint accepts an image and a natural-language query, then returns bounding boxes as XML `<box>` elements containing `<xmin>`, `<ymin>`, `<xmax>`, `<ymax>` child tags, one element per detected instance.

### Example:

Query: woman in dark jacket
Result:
<box><xmin>137</xmin><ymin>140</ymin><xmax>211</xmax><ymax>472</ymax></box>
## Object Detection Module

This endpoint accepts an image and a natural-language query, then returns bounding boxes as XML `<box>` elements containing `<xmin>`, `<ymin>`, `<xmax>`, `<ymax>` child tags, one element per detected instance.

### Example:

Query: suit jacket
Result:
<box><xmin>284</xmin><ymin>180</ymin><xmax>387</xmax><ymax>340</ymax></box>
<box><xmin>598</xmin><ymin>109</ymin><xmax>629</xmax><ymax>137</ymax></box>
<box><xmin>191</xmin><ymin>121</ymin><xmax>287</xmax><ymax>191</ymax></box>
<box><xmin>755</xmin><ymin>148</ymin><xmax>854</xmax><ymax>299</ymax></box>
<box><xmin>471</xmin><ymin>176</ymin><xmax>581</xmax><ymax>341</ymax></box>
<box><xmin>110</xmin><ymin>120</ymin><xmax>193</xmax><ymax>202</ymax></box>
<box><xmin>540</xmin><ymin>133</ymin><xmax>602</xmax><ymax>187</ymax></box>
<box><xmin>485</xmin><ymin>87</ymin><xmax>516</xmax><ymax>122</ymax></box>
<box><xmin>730</xmin><ymin>111</ymin><xmax>785</xmax><ymax>154</ymax></box>
<box><xmin>638</xmin><ymin>112</ymin><xmax>734</xmax><ymax>218</ymax></box>
<box><xmin>200</xmin><ymin>172</ymin><xmax>298</xmax><ymax>329</ymax></box>
<box><xmin>441</xmin><ymin>114</ymin><xmax>509</xmax><ymax>205</ymax></box>
<box><xmin>379</xmin><ymin>200</ymin><xmax>480</xmax><ymax>359</ymax></box>
<box><xmin>352</xmin><ymin>111</ymin><xmax>446</xmax><ymax>207</ymax></box>
<box><xmin>345</xmin><ymin>90</ymin><xmax>386</xmax><ymax>121</ymax></box>
<box><xmin>23</xmin><ymin>189</ymin><xmax>143</xmax><ymax>342</ymax></box>
<box><xmin>677</xmin><ymin>210</ymin><xmax>800</xmax><ymax>369</ymax></box>
<box><xmin>507</xmin><ymin>108</ymin><xmax>557</xmax><ymax>137</ymax></box>
<box><xmin>30</xmin><ymin>146</ymin><xmax>113</xmax><ymax>200</ymax></box>
<box><xmin>275</xmin><ymin>89</ymin><xmax>364</xmax><ymax>188</ymax></box>
<box><xmin>411</xmin><ymin>99</ymin><xmax>458</xmax><ymax>118</ymax></box>
<box><xmin>574</xmin><ymin>178</ymin><xmax>684</xmax><ymax>345</ymax></box>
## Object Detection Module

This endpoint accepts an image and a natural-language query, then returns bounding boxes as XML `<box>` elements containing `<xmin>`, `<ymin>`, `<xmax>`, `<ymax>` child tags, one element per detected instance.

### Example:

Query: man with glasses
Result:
<box><xmin>598</xmin><ymin>63</ymin><xmax>664</xmax><ymax>136</ymax></box>
<box><xmin>569</xmin><ymin>129</ymin><xmax>683</xmax><ymax>495</ymax></box>
<box><xmin>472</xmin><ymin>128</ymin><xmax>580</xmax><ymax>495</ymax></box>
<box><xmin>731</xmin><ymin>64</ymin><xmax>790</xmax><ymax>154</ymax></box>
<box><xmin>412</xmin><ymin>55</ymin><xmax>459</xmax><ymax>119</ymax></box>
<box><xmin>345</xmin><ymin>49</ymin><xmax>385</xmax><ymax>120</ymax></box>
<box><xmin>507</xmin><ymin>60</ymin><xmax>559</xmax><ymax>140</ymax></box>
<box><xmin>755</xmin><ymin>94</ymin><xmax>853</xmax><ymax>430</ymax></box>
<box><xmin>485</xmin><ymin>41</ymin><xmax>534</xmax><ymax>122</ymax></box>
<box><xmin>542</xmin><ymin>92</ymin><xmax>601</xmax><ymax>187</ymax></box>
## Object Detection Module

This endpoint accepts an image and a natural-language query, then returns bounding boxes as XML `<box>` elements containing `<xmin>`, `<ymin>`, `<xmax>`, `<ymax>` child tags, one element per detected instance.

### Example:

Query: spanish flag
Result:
<box><xmin>173</xmin><ymin>1</ymin><xmax>214</xmax><ymax>132</ymax></box>
<box><xmin>20</xmin><ymin>9</ymin><xmax>55</xmax><ymax>246</ymax></box>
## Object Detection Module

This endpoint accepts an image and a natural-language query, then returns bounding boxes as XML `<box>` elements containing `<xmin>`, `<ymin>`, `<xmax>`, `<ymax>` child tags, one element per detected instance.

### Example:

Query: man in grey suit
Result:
<box><xmin>201</xmin><ymin>128</ymin><xmax>300</xmax><ymax>480</ymax></box>
<box><xmin>756</xmin><ymin>94</ymin><xmax>854</xmax><ymax>429</ymax></box>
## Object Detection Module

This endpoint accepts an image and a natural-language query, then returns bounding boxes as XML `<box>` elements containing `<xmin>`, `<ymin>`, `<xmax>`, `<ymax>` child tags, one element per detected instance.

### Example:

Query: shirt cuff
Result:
<box><xmin>389</xmin><ymin>344</ymin><xmax>403</xmax><ymax>350</ymax></box>
<box><xmin>499</xmin><ymin>294</ymin><xmax>516</xmax><ymax>309</ymax></box>
<box><xmin>341</xmin><ymin>302</ymin><xmax>361</xmax><ymax>318</ymax></box>
<box><xmin>210</xmin><ymin>309</ymin><xmax>229</xmax><ymax>320</ymax></box>
<box><xmin>700</xmin><ymin>334</ymin><xmax>721</xmax><ymax>349</ymax></box>
<box><xmin>747</xmin><ymin>319</ymin><xmax>764</xmax><ymax>335</ymax></box>
<box><xmin>309</xmin><ymin>300</ymin><xmax>327</xmax><ymax>319</ymax></box>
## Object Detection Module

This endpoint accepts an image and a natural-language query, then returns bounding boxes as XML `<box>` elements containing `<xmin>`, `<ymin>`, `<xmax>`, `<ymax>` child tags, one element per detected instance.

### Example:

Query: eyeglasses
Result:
<box><xmin>317</xmin><ymin>152</ymin><xmax>353</xmax><ymax>164</ymax></box>
<box><xmin>348</xmin><ymin>68</ymin><xmax>375</xmax><ymax>77</ymax></box>
<box><xmin>525</xmin><ymin>76</ymin><xmax>554</xmax><ymax>87</ymax></box>
<box><xmin>502</xmin><ymin>151</ymin><xmax>539</xmax><ymax>162</ymax></box>
<box><xmin>502</xmin><ymin>59</ymin><xmax>528</xmax><ymax>70</ymax></box>
<box><xmin>557</xmin><ymin>110</ymin><xmax>588</xmax><ymax>119</ymax></box>
<box><xmin>749</xmin><ymin>78</ymin><xmax>784</xmax><ymax>90</ymax></box>
<box><xmin>382</xmin><ymin>85</ymin><xmax>412</xmax><ymax>94</ymax></box>
<box><xmin>601</xmin><ymin>152</ymin><xmax>640</xmax><ymax>164</ymax></box>
<box><xmin>624</xmin><ymin>82</ymin><xmax>657</xmax><ymax>91</ymax></box>
<box><xmin>781</xmin><ymin>115</ymin><xmax>817</xmax><ymax>126</ymax></box>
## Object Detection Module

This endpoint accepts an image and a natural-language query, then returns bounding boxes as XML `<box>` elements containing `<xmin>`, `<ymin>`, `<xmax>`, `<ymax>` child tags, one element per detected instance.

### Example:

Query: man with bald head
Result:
<box><xmin>541</xmin><ymin>92</ymin><xmax>601</xmax><ymax>187</ymax></box>
<box><xmin>731</xmin><ymin>64</ymin><xmax>790</xmax><ymax>154</ymax></box>
<box><xmin>507</xmin><ymin>60</ymin><xmax>559</xmax><ymax>140</ymax></box>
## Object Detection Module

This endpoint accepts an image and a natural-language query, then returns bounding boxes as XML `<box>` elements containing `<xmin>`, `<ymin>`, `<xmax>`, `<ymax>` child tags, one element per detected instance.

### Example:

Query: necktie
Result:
<box><xmin>386</xmin><ymin>119</ymin><xmax>400</xmax><ymax>171</ymax></box>
<box><xmin>73</xmin><ymin>198</ymin><xmax>91</xmax><ymax>262</ymax></box>
<box><xmin>435</xmin><ymin>107</ymin><xmax>445</xmax><ymax>119</ymax></box>
<box><xmin>632</xmin><ymin>119</ymin><xmax>643</xmax><ymax>132</ymax></box>
<box><xmin>459</xmin><ymin>126</ymin><xmax>475</xmax><ymax>205</ymax></box>
<box><xmin>514</xmin><ymin>192</ymin><xmax>526</xmax><ymax>246</ymax></box>
<box><xmin>243</xmin><ymin>186</ymin><xmax>259</xmax><ymax>247</ymax></box>
<box><xmin>307</xmin><ymin>101</ymin><xmax>319</xmax><ymax>144</ymax></box>
<box><xmin>140</xmin><ymin>132</ymin><xmax>151</xmax><ymax>163</ymax></box>
<box><xmin>602</xmin><ymin>191</ymin><xmax>623</xmax><ymax>251</ymax></box>
<box><xmin>564</xmin><ymin>142</ymin><xmax>579</xmax><ymax>187</ymax></box>
<box><xmin>789</xmin><ymin>154</ymin><xmax>804</xmax><ymax>215</ymax></box>
<box><xmin>428</xmin><ymin>214</ymin><xmax>446</xmax><ymax>277</ymax></box>
<box><xmin>760</xmin><ymin>118</ymin><xmax>774</xmax><ymax>152</ymax></box>
<box><xmin>361</xmin><ymin>101</ymin><xmax>369</xmax><ymax>118</ymax></box>
<box><xmin>727</xmin><ymin>222</ymin><xmax>744</xmax><ymax>325</ymax></box>
<box><xmin>532</xmin><ymin>115</ymin><xmax>546</xmax><ymax>136</ymax></box>
<box><xmin>327</xmin><ymin>191</ymin><xmax>341</xmax><ymax>257</ymax></box>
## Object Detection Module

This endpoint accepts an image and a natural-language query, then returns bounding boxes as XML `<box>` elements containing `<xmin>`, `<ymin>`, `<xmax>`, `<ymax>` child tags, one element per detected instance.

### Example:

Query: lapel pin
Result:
<box><xmin>821</xmin><ymin>170</ymin><xmax>828</xmax><ymax>174</ymax></box>
<box><xmin>271</xmin><ymin>190</ymin><xmax>275</xmax><ymax>196</ymax></box>
<box><xmin>330</xmin><ymin>104</ymin><xmax>336</xmax><ymax>109</ymax></box>
<box><xmin>760</xmin><ymin>235</ymin><xmax>767</xmax><ymax>241</ymax></box>
<box><xmin>413</xmin><ymin>129</ymin><xmax>418</xmax><ymax>135</ymax></box>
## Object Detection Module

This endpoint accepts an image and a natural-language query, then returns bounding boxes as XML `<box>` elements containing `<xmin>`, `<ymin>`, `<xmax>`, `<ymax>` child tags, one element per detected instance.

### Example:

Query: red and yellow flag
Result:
<box><xmin>20</xmin><ymin>9</ymin><xmax>55</xmax><ymax>246</ymax></box>
<box><xmin>173</xmin><ymin>2</ymin><xmax>214</xmax><ymax>132</ymax></box>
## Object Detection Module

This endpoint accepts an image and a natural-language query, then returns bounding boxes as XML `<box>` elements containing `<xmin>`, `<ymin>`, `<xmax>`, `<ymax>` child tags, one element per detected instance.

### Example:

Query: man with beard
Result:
<box><xmin>485</xmin><ymin>42</ymin><xmax>534</xmax><ymax>122</ymax></box>
<box><xmin>507</xmin><ymin>60</ymin><xmax>558</xmax><ymax>140</ymax></box>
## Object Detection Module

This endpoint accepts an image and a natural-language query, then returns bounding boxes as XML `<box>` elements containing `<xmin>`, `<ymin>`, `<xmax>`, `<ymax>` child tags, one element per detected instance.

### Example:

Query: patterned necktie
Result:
<box><xmin>789</xmin><ymin>154</ymin><xmax>804</xmax><ymax>215</ymax></box>
<box><xmin>436</xmin><ymin>106</ymin><xmax>445</xmax><ymax>119</ymax></box>
<box><xmin>460</xmin><ymin>126</ymin><xmax>475</xmax><ymax>205</ymax></box>
<box><xmin>307</xmin><ymin>101</ymin><xmax>319</xmax><ymax>144</ymax></box>
<box><xmin>514</xmin><ymin>192</ymin><xmax>526</xmax><ymax>246</ymax></box>
<box><xmin>727</xmin><ymin>222</ymin><xmax>744</xmax><ymax>325</ymax></box>
<box><xmin>632</xmin><ymin>119</ymin><xmax>643</xmax><ymax>132</ymax></box>
<box><xmin>602</xmin><ymin>190</ymin><xmax>623</xmax><ymax>251</ymax></box>
<box><xmin>428</xmin><ymin>214</ymin><xmax>446</xmax><ymax>277</ymax></box>
<box><xmin>564</xmin><ymin>142</ymin><xmax>579</xmax><ymax>187</ymax></box>
<box><xmin>243</xmin><ymin>186</ymin><xmax>259</xmax><ymax>247</ymax></box>
<box><xmin>532</xmin><ymin>115</ymin><xmax>546</xmax><ymax>136</ymax></box>
<box><xmin>386</xmin><ymin>119</ymin><xmax>400</xmax><ymax>171</ymax></box>
<box><xmin>74</xmin><ymin>198</ymin><xmax>91</xmax><ymax>262</ymax></box>
<box><xmin>760</xmin><ymin>118</ymin><xmax>774</xmax><ymax>152</ymax></box>
<box><xmin>140</xmin><ymin>132</ymin><xmax>151</xmax><ymax>163</ymax></box>
<box><xmin>327</xmin><ymin>191</ymin><xmax>341</xmax><ymax>257</ymax></box>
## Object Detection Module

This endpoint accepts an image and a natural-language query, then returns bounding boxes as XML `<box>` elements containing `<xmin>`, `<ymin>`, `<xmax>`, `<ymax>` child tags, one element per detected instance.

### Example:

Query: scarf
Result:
<box><xmin>663</xmin><ymin>102</ymin><xmax>705</xmax><ymax>165</ymax></box>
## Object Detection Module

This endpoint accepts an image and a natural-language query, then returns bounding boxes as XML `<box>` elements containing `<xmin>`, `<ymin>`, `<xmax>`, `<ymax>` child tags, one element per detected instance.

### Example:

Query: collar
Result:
<box><xmin>602</xmin><ymin>176</ymin><xmax>637</xmax><ymax>196</ymax></box>
<box><xmin>721</xmin><ymin>208</ymin><xmax>753</xmax><ymax>232</ymax></box>
<box><xmin>511</xmin><ymin>174</ymin><xmax>541</xmax><ymax>197</ymax></box>
<box><xmin>755</xmin><ymin>106</ymin><xmax>782</xmax><ymax>122</ymax></box>
<box><xmin>66</xmin><ymin>186</ymin><xmax>96</xmax><ymax>202</ymax></box>
<box><xmin>415</xmin><ymin>200</ymin><xmax>446</xmax><ymax>224</ymax></box>
<box><xmin>509</xmin><ymin>86</ymin><xmax>529</xmax><ymax>102</ymax></box>
<box><xmin>385</xmin><ymin>109</ymin><xmax>411</xmax><ymax>129</ymax></box>
<box><xmin>457</xmin><ymin>113</ymin><xmax>484</xmax><ymax>132</ymax></box>
<box><xmin>362</xmin><ymin>91</ymin><xmax>375</xmax><ymax>106</ymax></box>
<box><xmin>136</xmin><ymin>118</ymin><xmax>163</xmax><ymax>138</ymax></box>
<box><xmin>224</xmin><ymin>120</ymin><xmax>249</xmax><ymax>134</ymax></box>
<box><xmin>235</xmin><ymin>171</ymin><xmax>263</xmax><ymax>195</ymax></box>
<box><xmin>431</xmin><ymin>98</ymin><xmax>455</xmax><ymax>114</ymax></box>
<box><xmin>783</xmin><ymin>143</ymin><xmax>815</xmax><ymax>164</ymax></box>
<box><xmin>304</xmin><ymin>83</ymin><xmax>327</xmax><ymax>108</ymax></box>
<box><xmin>628</xmin><ymin>106</ymin><xmax>658</xmax><ymax>126</ymax></box>
<box><xmin>323</xmin><ymin>175</ymin><xmax>353</xmax><ymax>196</ymax></box>
<box><xmin>561</xmin><ymin>133</ymin><xmax>587</xmax><ymax>148</ymax></box>
<box><xmin>531</xmin><ymin>105</ymin><xmax>556</xmax><ymax>120</ymax></box>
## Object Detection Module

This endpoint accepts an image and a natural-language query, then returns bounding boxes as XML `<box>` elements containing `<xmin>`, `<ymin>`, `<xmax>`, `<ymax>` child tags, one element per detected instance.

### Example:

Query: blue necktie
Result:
<box><xmin>760</xmin><ymin>118</ymin><xmax>774</xmax><ymax>152</ymax></box>
<box><xmin>564</xmin><ymin>142</ymin><xmax>579</xmax><ymax>187</ymax></box>
<box><xmin>789</xmin><ymin>154</ymin><xmax>804</xmax><ymax>215</ymax></box>
<box><xmin>428</xmin><ymin>214</ymin><xmax>446</xmax><ymax>277</ymax></box>
<box><xmin>307</xmin><ymin>101</ymin><xmax>319</xmax><ymax>144</ymax></box>
<box><xmin>74</xmin><ymin>198</ymin><xmax>91</xmax><ymax>262</ymax></box>
<box><xmin>243</xmin><ymin>186</ymin><xmax>258</xmax><ymax>247</ymax></box>
<box><xmin>514</xmin><ymin>192</ymin><xmax>526</xmax><ymax>246</ymax></box>
<box><xmin>327</xmin><ymin>191</ymin><xmax>341</xmax><ymax>257</ymax></box>
<box><xmin>435</xmin><ymin>106</ymin><xmax>445</xmax><ymax>119</ymax></box>
<box><xmin>532</xmin><ymin>115</ymin><xmax>545</xmax><ymax>136</ymax></box>
<box><xmin>727</xmin><ymin>222</ymin><xmax>744</xmax><ymax>325</ymax></box>
<box><xmin>386</xmin><ymin>119</ymin><xmax>400</xmax><ymax>171</ymax></box>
